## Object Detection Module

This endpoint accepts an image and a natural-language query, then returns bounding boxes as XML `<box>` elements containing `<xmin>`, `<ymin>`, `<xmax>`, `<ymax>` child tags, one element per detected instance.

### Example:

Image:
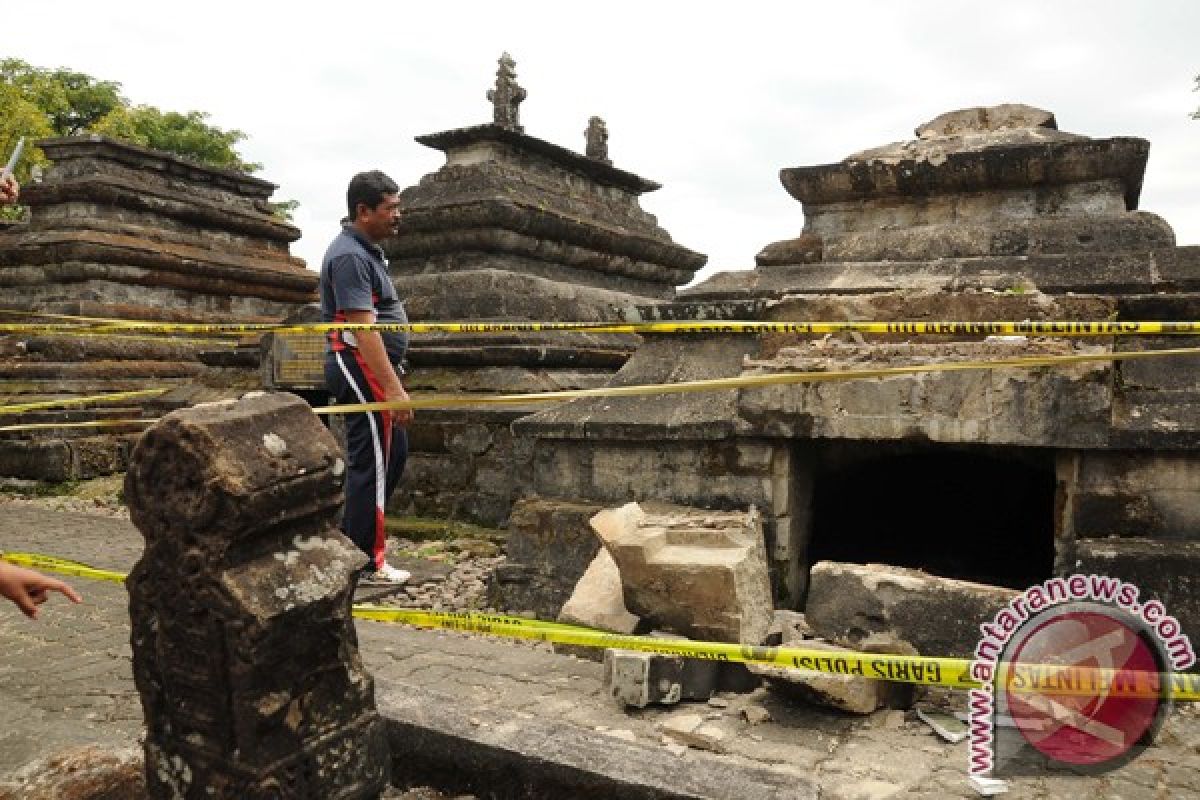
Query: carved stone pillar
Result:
<box><xmin>125</xmin><ymin>392</ymin><xmax>389</xmax><ymax>799</ymax></box>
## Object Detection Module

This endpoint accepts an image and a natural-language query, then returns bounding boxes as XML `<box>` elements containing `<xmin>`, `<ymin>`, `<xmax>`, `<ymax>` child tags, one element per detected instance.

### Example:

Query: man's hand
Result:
<box><xmin>0</xmin><ymin>175</ymin><xmax>19</xmax><ymax>205</ymax></box>
<box><xmin>0</xmin><ymin>562</ymin><xmax>83</xmax><ymax>619</ymax></box>
<box><xmin>343</xmin><ymin>309</ymin><xmax>413</xmax><ymax>428</ymax></box>
<box><xmin>386</xmin><ymin>384</ymin><xmax>414</xmax><ymax>428</ymax></box>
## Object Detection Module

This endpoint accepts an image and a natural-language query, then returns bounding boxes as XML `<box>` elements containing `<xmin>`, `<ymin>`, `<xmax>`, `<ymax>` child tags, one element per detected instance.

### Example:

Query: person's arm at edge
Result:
<box><xmin>344</xmin><ymin>308</ymin><xmax>413</xmax><ymax>427</ymax></box>
<box><xmin>0</xmin><ymin>175</ymin><xmax>18</xmax><ymax>205</ymax></box>
<box><xmin>0</xmin><ymin>561</ymin><xmax>82</xmax><ymax>619</ymax></box>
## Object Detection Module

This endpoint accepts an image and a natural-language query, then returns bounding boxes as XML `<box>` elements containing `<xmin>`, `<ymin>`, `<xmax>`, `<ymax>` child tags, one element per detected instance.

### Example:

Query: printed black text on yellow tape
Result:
<box><xmin>4</xmin><ymin>318</ymin><xmax>1200</xmax><ymax>337</ymax></box>
<box><xmin>3</xmin><ymin>345</ymin><xmax>1200</xmax><ymax>435</ymax></box>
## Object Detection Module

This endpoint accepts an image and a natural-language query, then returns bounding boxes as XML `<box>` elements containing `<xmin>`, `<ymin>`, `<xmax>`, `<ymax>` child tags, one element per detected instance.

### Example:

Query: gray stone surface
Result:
<box><xmin>738</xmin><ymin>339</ymin><xmax>1114</xmax><ymax>448</ymax></box>
<box><xmin>769</xmin><ymin>106</ymin><xmax>1154</xmax><ymax>267</ymax></box>
<box><xmin>386</xmin><ymin>58</ymin><xmax>704</xmax><ymax>297</ymax></box>
<box><xmin>805</xmin><ymin>561</ymin><xmax>1020</xmax><ymax>658</ymax></box>
<box><xmin>1073</xmin><ymin>537</ymin><xmax>1200</xmax><ymax>651</ymax></box>
<box><xmin>2</xmin><ymin>504</ymin><xmax>1199</xmax><ymax>799</ymax></box>
<box><xmin>0</xmin><ymin>135</ymin><xmax>313</xmax><ymax>482</ymax></box>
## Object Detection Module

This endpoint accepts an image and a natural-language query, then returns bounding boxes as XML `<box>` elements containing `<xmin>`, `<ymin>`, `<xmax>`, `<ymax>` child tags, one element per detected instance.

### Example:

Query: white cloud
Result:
<box><xmin>7</xmin><ymin>0</ymin><xmax>1198</xmax><ymax>282</ymax></box>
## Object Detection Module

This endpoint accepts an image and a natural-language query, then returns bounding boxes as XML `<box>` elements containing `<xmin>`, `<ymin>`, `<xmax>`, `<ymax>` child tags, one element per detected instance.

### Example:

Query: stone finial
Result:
<box><xmin>585</xmin><ymin>116</ymin><xmax>611</xmax><ymax>164</ymax></box>
<box><xmin>487</xmin><ymin>52</ymin><xmax>527</xmax><ymax>133</ymax></box>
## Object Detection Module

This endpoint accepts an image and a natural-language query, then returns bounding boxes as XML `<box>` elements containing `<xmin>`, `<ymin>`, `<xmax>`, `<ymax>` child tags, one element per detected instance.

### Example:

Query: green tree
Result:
<box><xmin>1193</xmin><ymin>74</ymin><xmax>1199</xmax><ymax>121</ymax></box>
<box><xmin>92</xmin><ymin>106</ymin><xmax>260</xmax><ymax>172</ymax></box>
<box><xmin>0</xmin><ymin>59</ymin><xmax>295</xmax><ymax>219</ymax></box>
<box><xmin>0</xmin><ymin>59</ymin><xmax>122</xmax><ymax>136</ymax></box>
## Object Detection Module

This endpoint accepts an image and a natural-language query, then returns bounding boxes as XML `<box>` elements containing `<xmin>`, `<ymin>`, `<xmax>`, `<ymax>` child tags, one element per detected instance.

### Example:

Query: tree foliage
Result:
<box><xmin>0</xmin><ymin>58</ymin><xmax>261</xmax><ymax>176</ymax></box>
<box><xmin>0</xmin><ymin>58</ymin><xmax>292</xmax><ymax>217</ymax></box>
<box><xmin>1193</xmin><ymin>74</ymin><xmax>1199</xmax><ymax>121</ymax></box>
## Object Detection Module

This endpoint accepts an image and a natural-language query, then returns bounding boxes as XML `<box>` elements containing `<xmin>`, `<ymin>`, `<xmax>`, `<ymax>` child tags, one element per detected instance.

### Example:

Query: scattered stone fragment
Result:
<box><xmin>765</xmin><ymin>609</ymin><xmax>813</xmax><ymax>645</ymax></box>
<box><xmin>663</xmin><ymin>742</ymin><xmax>688</xmax><ymax>758</ymax></box>
<box><xmin>743</xmin><ymin>705</ymin><xmax>771</xmax><ymax>726</ymax></box>
<box><xmin>603</xmin><ymin>648</ymin><xmax>718</xmax><ymax>708</ymax></box>
<box><xmin>658</xmin><ymin>714</ymin><xmax>729</xmax><ymax>754</ymax></box>
<box><xmin>0</xmin><ymin>745</ymin><xmax>146</xmax><ymax>800</ymax></box>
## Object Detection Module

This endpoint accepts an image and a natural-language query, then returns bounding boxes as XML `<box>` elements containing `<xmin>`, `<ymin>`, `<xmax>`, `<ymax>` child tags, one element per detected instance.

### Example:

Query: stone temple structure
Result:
<box><xmin>380</xmin><ymin>54</ymin><xmax>706</xmax><ymax>525</ymax></box>
<box><xmin>0</xmin><ymin>135</ymin><xmax>316</xmax><ymax>481</ymax></box>
<box><xmin>510</xmin><ymin>105</ymin><xmax>1200</xmax><ymax>644</ymax></box>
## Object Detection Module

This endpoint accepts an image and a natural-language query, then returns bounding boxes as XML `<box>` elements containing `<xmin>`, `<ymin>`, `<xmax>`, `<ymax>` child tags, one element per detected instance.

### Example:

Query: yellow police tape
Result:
<box><xmin>0</xmin><ymin>419</ymin><xmax>153</xmax><ymax>433</ymax></box>
<box><xmin>3</xmin><ymin>345</ymin><xmax>1199</xmax><ymax>432</ymax></box>
<box><xmin>3</xmin><ymin>551</ymin><xmax>1196</xmax><ymax>701</ymax></box>
<box><xmin>314</xmin><ymin>344</ymin><xmax>1200</xmax><ymax>416</ymax></box>
<box><xmin>0</xmin><ymin>389</ymin><xmax>167</xmax><ymax>416</ymax></box>
<box><xmin>2</xmin><ymin>318</ymin><xmax>1200</xmax><ymax>337</ymax></box>
<box><xmin>0</xmin><ymin>309</ymin><xmax>244</xmax><ymax>342</ymax></box>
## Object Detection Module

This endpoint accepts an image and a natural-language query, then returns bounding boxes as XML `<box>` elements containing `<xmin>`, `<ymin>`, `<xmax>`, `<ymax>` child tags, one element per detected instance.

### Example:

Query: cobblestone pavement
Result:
<box><xmin>0</xmin><ymin>504</ymin><xmax>1197</xmax><ymax>799</ymax></box>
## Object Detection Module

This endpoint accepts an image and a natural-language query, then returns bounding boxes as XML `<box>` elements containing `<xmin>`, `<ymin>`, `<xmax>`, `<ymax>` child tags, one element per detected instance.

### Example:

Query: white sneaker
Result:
<box><xmin>363</xmin><ymin>562</ymin><xmax>411</xmax><ymax>586</ymax></box>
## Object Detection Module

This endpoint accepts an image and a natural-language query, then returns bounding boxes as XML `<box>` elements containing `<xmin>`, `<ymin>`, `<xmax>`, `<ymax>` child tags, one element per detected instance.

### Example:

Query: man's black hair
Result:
<box><xmin>346</xmin><ymin>170</ymin><xmax>400</xmax><ymax>218</ymax></box>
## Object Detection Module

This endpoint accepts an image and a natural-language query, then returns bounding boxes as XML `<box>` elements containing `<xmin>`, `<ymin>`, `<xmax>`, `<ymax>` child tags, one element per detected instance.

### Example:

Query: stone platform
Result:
<box><xmin>1</xmin><ymin>504</ymin><xmax>1197</xmax><ymax>799</ymax></box>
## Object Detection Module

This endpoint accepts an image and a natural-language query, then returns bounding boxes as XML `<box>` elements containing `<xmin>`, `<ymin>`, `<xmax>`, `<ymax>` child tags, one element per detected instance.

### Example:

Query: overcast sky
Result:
<box><xmin>7</xmin><ymin>1</ymin><xmax>1198</xmax><ymax>284</ymax></box>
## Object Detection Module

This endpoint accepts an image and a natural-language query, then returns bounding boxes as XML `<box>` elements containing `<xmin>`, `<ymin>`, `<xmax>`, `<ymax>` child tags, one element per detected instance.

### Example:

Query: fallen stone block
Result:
<box><xmin>765</xmin><ymin>609</ymin><xmax>813</xmax><ymax>646</ymax></box>
<box><xmin>750</xmin><ymin>640</ymin><xmax>912</xmax><ymax>715</ymax></box>
<box><xmin>603</xmin><ymin>648</ymin><xmax>719</xmax><ymax>708</ymax></box>
<box><xmin>591</xmin><ymin>502</ymin><xmax>773</xmax><ymax>644</ymax></box>
<box><xmin>805</xmin><ymin>561</ymin><xmax>1019</xmax><ymax>658</ymax></box>
<box><xmin>554</xmin><ymin>548</ymin><xmax>642</xmax><ymax>662</ymax></box>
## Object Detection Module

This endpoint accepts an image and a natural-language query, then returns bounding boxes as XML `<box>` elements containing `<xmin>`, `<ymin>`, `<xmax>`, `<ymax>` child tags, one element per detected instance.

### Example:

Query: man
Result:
<box><xmin>0</xmin><ymin>176</ymin><xmax>81</xmax><ymax>616</ymax></box>
<box><xmin>321</xmin><ymin>171</ymin><xmax>413</xmax><ymax>585</ymax></box>
<box><xmin>0</xmin><ymin>175</ymin><xmax>17</xmax><ymax>205</ymax></box>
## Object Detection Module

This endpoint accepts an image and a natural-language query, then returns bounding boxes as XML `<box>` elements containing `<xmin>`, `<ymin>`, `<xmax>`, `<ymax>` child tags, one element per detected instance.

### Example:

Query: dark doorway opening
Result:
<box><xmin>807</xmin><ymin>444</ymin><xmax>1056</xmax><ymax>591</ymax></box>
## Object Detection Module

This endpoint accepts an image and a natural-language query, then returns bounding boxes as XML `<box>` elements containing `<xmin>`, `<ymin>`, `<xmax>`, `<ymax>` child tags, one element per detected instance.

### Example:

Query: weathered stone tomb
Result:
<box><xmin>0</xmin><ymin>136</ymin><xmax>316</xmax><ymax>482</ymax></box>
<box><xmin>379</xmin><ymin>54</ymin><xmax>706</xmax><ymax>526</ymax></box>
<box><xmin>511</xmin><ymin>104</ymin><xmax>1200</xmax><ymax>646</ymax></box>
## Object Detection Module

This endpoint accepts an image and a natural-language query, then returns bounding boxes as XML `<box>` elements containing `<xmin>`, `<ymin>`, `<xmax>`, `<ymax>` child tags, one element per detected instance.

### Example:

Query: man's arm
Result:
<box><xmin>344</xmin><ymin>309</ymin><xmax>413</xmax><ymax>427</ymax></box>
<box><xmin>0</xmin><ymin>561</ymin><xmax>82</xmax><ymax>619</ymax></box>
<box><xmin>0</xmin><ymin>175</ymin><xmax>18</xmax><ymax>205</ymax></box>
